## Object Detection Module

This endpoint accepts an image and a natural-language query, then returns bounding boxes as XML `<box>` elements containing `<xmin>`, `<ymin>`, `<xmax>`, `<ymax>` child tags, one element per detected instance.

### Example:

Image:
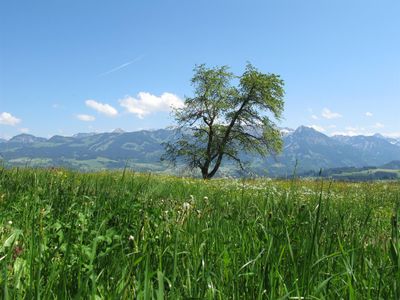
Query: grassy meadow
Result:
<box><xmin>0</xmin><ymin>167</ymin><xmax>399</xmax><ymax>299</ymax></box>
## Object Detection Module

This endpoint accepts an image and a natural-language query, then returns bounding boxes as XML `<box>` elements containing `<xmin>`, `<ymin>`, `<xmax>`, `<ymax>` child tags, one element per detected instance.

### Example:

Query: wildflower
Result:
<box><xmin>8</xmin><ymin>220</ymin><xmax>12</xmax><ymax>225</ymax></box>
<box><xmin>128</xmin><ymin>235</ymin><xmax>134</xmax><ymax>241</ymax></box>
<box><xmin>203</xmin><ymin>196</ymin><xmax>208</xmax><ymax>201</ymax></box>
<box><xmin>182</xmin><ymin>202</ymin><xmax>191</xmax><ymax>210</ymax></box>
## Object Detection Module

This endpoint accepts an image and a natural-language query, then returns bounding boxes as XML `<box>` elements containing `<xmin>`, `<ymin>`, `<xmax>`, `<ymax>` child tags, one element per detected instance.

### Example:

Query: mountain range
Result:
<box><xmin>0</xmin><ymin>126</ymin><xmax>399</xmax><ymax>177</ymax></box>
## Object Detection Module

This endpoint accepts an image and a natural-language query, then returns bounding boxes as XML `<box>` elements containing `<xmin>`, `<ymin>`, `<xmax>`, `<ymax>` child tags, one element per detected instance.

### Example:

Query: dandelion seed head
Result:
<box><xmin>182</xmin><ymin>202</ymin><xmax>191</xmax><ymax>210</ymax></box>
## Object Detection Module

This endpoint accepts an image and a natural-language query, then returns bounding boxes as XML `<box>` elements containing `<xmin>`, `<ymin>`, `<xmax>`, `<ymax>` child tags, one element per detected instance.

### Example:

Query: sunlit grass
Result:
<box><xmin>0</xmin><ymin>167</ymin><xmax>399</xmax><ymax>299</ymax></box>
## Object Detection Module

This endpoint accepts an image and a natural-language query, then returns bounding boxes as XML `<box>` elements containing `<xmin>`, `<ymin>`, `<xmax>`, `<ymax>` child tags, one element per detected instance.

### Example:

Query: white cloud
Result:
<box><xmin>52</xmin><ymin>103</ymin><xmax>64</xmax><ymax>109</ymax></box>
<box><xmin>0</xmin><ymin>112</ymin><xmax>21</xmax><ymax>126</ymax></box>
<box><xmin>331</xmin><ymin>131</ymin><xmax>358</xmax><ymax>136</ymax></box>
<box><xmin>383</xmin><ymin>132</ymin><xmax>400</xmax><ymax>138</ymax></box>
<box><xmin>19</xmin><ymin>128</ymin><xmax>30</xmax><ymax>133</ymax></box>
<box><xmin>308</xmin><ymin>125</ymin><xmax>326</xmax><ymax>132</ymax></box>
<box><xmin>333</xmin><ymin>126</ymin><xmax>371</xmax><ymax>136</ymax></box>
<box><xmin>85</xmin><ymin>100</ymin><xmax>118</xmax><ymax>117</ymax></box>
<box><xmin>120</xmin><ymin>92</ymin><xmax>184</xmax><ymax>119</ymax></box>
<box><xmin>374</xmin><ymin>122</ymin><xmax>385</xmax><ymax>129</ymax></box>
<box><xmin>365</xmin><ymin>112</ymin><xmax>373</xmax><ymax>117</ymax></box>
<box><xmin>331</xmin><ymin>127</ymin><xmax>373</xmax><ymax>136</ymax></box>
<box><xmin>322</xmin><ymin>108</ymin><xmax>342</xmax><ymax>119</ymax></box>
<box><xmin>345</xmin><ymin>126</ymin><xmax>364</xmax><ymax>131</ymax></box>
<box><xmin>76</xmin><ymin>114</ymin><xmax>95</xmax><ymax>122</ymax></box>
<box><xmin>0</xmin><ymin>133</ymin><xmax>11</xmax><ymax>140</ymax></box>
<box><xmin>311</xmin><ymin>114</ymin><xmax>318</xmax><ymax>120</ymax></box>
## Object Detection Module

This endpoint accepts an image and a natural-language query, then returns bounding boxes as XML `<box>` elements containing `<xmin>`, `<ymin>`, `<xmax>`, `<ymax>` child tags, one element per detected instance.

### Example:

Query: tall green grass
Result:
<box><xmin>0</xmin><ymin>167</ymin><xmax>399</xmax><ymax>299</ymax></box>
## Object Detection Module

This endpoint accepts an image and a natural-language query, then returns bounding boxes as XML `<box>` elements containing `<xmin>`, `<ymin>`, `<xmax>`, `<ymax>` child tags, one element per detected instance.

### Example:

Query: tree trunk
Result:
<box><xmin>201</xmin><ymin>167</ymin><xmax>209</xmax><ymax>179</ymax></box>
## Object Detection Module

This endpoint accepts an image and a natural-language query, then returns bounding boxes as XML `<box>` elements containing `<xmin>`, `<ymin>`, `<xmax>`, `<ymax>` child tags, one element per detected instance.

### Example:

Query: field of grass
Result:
<box><xmin>0</xmin><ymin>167</ymin><xmax>399</xmax><ymax>299</ymax></box>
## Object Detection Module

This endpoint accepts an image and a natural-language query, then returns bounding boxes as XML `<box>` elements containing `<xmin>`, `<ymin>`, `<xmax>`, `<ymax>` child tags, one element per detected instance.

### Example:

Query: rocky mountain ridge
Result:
<box><xmin>1</xmin><ymin>126</ymin><xmax>399</xmax><ymax>176</ymax></box>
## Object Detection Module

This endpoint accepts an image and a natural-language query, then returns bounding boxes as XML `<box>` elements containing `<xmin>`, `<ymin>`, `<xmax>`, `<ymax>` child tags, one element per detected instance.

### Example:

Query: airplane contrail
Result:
<box><xmin>98</xmin><ymin>55</ymin><xmax>144</xmax><ymax>77</ymax></box>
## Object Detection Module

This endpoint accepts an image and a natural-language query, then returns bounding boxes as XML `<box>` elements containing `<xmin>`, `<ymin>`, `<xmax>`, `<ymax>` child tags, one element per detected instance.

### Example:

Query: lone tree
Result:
<box><xmin>163</xmin><ymin>63</ymin><xmax>285</xmax><ymax>179</ymax></box>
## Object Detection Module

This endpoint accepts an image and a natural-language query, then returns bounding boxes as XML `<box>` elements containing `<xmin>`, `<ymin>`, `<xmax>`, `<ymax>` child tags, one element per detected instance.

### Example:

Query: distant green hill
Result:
<box><xmin>300</xmin><ymin>161</ymin><xmax>400</xmax><ymax>181</ymax></box>
<box><xmin>381</xmin><ymin>160</ymin><xmax>400</xmax><ymax>169</ymax></box>
<box><xmin>332</xmin><ymin>169</ymin><xmax>399</xmax><ymax>181</ymax></box>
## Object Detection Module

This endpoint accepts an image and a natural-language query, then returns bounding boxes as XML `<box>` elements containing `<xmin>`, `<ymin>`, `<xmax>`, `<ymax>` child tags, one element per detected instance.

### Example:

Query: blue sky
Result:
<box><xmin>1</xmin><ymin>0</ymin><xmax>399</xmax><ymax>139</ymax></box>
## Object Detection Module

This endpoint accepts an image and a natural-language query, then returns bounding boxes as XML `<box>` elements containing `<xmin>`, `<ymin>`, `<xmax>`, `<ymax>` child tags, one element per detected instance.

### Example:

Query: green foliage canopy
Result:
<box><xmin>163</xmin><ymin>63</ymin><xmax>285</xmax><ymax>179</ymax></box>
